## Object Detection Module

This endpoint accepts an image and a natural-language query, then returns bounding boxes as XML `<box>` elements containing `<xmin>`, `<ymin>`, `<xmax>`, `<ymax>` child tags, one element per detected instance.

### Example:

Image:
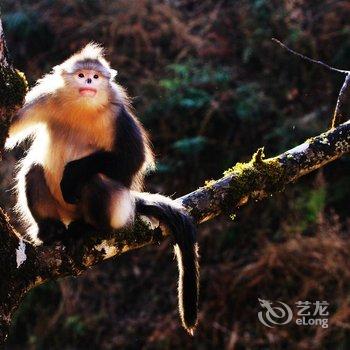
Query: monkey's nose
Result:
<box><xmin>86</xmin><ymin>78</ymin><xmax>92</xmax><ymax>84</ymax></box>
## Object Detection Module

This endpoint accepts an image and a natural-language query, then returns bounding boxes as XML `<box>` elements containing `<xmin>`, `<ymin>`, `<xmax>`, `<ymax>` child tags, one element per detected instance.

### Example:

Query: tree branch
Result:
<box><xmin>34</xmin><ymin>120</ymin><xmax>350</xmax><ymax>275</ymax></box>
<box><xmin>332</xmin><ymin>74</ymin><xmax>350</xmax><ymax>127</ymax></box>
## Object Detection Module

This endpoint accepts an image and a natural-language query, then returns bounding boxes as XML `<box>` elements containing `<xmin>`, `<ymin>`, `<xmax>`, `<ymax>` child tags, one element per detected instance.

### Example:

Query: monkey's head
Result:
<box><xmin>57</xmin><ymin>43</ymin><xmax>118</xmax><ymax>108</ymax></box>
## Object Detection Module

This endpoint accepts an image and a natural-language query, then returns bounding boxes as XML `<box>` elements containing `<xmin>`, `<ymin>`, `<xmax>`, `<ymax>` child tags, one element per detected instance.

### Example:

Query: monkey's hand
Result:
<box><xmin>60</xmin><ymin>159</ymin><xmax>90</xmax><ymax>204</ymax></box>
<box><xmin>60</xmin><ymin>151</ymin><xmax>121</xmax><ymax>204</ymax></box>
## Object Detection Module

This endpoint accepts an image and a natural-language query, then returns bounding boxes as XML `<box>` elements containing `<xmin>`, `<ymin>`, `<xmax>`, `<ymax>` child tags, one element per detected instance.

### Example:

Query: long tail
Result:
<box><xmin>134</xmin><ymin>193</ymin><xmax>199</xmax><ymax>334</ymax></box>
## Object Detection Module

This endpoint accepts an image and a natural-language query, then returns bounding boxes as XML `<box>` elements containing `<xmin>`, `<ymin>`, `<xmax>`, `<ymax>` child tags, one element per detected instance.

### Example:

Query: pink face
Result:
<box><xmin>73</xmin><ymin>69</ymin><xmax>105</xmax><ymax>97</ymax></box>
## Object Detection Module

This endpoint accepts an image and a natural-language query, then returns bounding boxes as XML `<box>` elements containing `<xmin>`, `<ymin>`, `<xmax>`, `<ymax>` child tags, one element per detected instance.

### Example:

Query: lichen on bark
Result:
<box><xmin>0</xmin><ymin>65</ymin><xmax>27</xmax><ymax>153</ymax></box>
<box><xmin>0</xmin><ymin>66</ymin><xmax>27</xmax><ymax>108</ymax></box>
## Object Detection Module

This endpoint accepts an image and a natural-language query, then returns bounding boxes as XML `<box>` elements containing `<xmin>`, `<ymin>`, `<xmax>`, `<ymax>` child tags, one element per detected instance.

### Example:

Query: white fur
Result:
<box><xmin>13</xmin><ymin>129</ymin><xmax>49</xmax><ymax>242</ymax></box>
<box><xmin>132</xmin><ymin>191</ymin><xmax>183</xmax><ymax>210</ymax></box>
<box><xmin>110</xmin><ymin>188</ymin><xmax>135</xmax><ymax>229</ymax></box>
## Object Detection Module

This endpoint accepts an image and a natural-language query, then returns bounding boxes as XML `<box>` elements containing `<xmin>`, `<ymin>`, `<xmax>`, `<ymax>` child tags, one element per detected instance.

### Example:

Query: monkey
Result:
<box><xmin>5</xmin><ymin>43</ymin><xmax>199</xmax><ymax>334</ymax></box>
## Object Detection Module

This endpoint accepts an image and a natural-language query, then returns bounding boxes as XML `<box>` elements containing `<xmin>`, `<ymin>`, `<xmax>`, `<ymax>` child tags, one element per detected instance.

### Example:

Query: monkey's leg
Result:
<box><xmin>79</xmin><ymin>174</ymin><xmax>134</xmax><ymax>231</ymax></box>
<box><xmin>25</xmin><ymin>164</ymin><xmax>67</xmax><ymax>244</ymax></box>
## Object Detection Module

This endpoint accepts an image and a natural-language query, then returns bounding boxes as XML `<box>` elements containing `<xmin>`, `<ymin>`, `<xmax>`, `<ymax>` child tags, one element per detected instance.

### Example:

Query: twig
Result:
<box><xmin>272</xmin><ymin>38</ymin><xmax>349</xmax><ymax>74</ymax></box>
<box><xmin>272</xmin><ymin>38</ymin><xmax>350</xmax><ymax>127</ymax></box>
<box><xmin>332</xmin><ymin>73</ymin><xmax>350</xmax><ymax>128</ymax></box>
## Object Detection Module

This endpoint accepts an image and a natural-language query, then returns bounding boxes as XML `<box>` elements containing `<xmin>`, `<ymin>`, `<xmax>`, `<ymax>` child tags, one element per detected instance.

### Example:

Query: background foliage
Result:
<box><xmin>1</xmin><ymin>0</ymin><xmax>350</xmax><ymax>349</ymax></box>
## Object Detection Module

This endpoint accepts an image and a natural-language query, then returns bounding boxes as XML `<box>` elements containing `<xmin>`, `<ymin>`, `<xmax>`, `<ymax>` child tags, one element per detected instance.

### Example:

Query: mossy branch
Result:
<box><xmin>7</xmin><ymin>120</ymin><xmax>350</xmax><ymax>296</ymax></box>
<box><xmin>181</xmin><ymin>120</ymin><xmax>350</xmax><ymax>223</ymax></box>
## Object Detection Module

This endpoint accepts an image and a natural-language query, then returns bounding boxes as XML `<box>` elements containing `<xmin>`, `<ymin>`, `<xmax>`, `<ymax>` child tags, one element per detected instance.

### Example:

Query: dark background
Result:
<box><xmin>1</xmin><ymin>0</ymin><xmax>350</xmax><ymax>349</ymax></box>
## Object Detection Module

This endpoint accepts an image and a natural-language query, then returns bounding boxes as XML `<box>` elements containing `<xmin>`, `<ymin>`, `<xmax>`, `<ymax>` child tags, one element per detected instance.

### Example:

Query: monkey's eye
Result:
<box><xmin>78</xmin><ymin>73</ymin><xmax>84</xmax><ymax>78</ymax></box>
<box><xmin>93</xmin><ymin>74</ymin><xmax>99</xmax><ymax>79</ymax></box>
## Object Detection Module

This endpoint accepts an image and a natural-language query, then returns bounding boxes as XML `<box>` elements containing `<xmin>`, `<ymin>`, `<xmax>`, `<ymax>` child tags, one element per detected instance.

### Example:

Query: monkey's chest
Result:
<box><xmin>42</xmin><ymin>126</ymin><xmax>114</xmax><ymax>207</ymax></box>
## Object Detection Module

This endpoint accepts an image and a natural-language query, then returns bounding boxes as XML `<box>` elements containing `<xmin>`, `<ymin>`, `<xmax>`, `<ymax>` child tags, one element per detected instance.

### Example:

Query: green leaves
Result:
<box><xmin>3</xmin><ymin>12</ymin><xmax>31</xmax><ymax>35</ymax></box>
<box><xmin>235</xmin><ymin>82</ymin><xmax>273</xmax><ymax>121</ymax></box>
<box><xmin>172</xmin><ymin>136</ymin><xmax>208</xmax><ymax>154</ymax></box>
<box><xmin>157</xmin><ymin>61</ymin><xmax>231</xmax><ymax>112</ymax></box>
<box><xmin>306</xmin><ymin>187</ymin><xmax>326</xmax><ymax>222</ymax></box>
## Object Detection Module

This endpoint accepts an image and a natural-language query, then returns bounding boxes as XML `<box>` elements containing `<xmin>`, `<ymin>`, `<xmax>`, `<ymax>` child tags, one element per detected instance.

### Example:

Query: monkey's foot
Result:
<box><xmin>38</xmin><ymin>219</ymin><xmax>67</xmax><ymax>246</ymax></box>
<box><xmin>140</xmin><ymin>215</ymin><xmax>160</xmax><ymax>230</ymax></box>
<box><xmin>139</xmin><ymin>215</ymin><xmax>163</xmax><ymax>245</ymax></box>
<box><xmin>63</xmin><ymin>220</ymin><xmax>97</xmax><ymax>253</ymax></box>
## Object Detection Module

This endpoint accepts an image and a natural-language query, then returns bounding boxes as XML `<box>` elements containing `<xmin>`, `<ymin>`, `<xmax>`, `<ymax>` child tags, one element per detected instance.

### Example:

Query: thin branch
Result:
<box><xmin>272</xmin><ymin>38</ymin><xmax>349</xmax><ymax>74</ymax></box>
<box><xmin>271</xmin><ymin>38</ymin><xmax>350</xmax><ymax>128</ymax></box>
<box><xmin>332</xmin><ymin>73</ymin><xmax>350</xmax><ymax>128</ymax></box>
<box><xmin>272</xmin><ymin>38</ymin><xmax>350</xmax><ymax>127</ymax></box>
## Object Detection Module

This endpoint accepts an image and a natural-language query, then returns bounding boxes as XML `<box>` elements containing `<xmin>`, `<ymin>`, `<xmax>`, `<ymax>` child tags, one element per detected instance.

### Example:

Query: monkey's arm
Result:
<box><xmin>60</xmin><ymin>106</ymin><xmax>146</xmax><ymax>204</ymax></box>
<box><xmin>5</xmin><ymin>97</ymin><xmax>48</xmax><ymax>149</ymax></box>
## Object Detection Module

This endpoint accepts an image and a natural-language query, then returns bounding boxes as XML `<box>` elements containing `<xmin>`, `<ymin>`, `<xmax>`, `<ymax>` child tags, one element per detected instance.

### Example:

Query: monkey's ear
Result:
<box><xmin>110</xmin><ymin>69</ymin><xmax>118</xmax><ymax>80</ymax></box>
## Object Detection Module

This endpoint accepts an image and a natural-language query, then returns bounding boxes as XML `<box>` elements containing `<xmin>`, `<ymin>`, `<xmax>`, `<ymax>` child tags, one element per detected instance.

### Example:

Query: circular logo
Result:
<box><xmin>258</xmin><ymin>298</ymin><xmax>293</xmax><ymax>328</ymax></box>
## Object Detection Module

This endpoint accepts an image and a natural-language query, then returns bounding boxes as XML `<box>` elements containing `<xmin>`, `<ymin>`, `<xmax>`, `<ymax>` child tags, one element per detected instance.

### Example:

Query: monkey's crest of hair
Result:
<box><xmin>57</xmin><ymin>42</ymin><xmax>118</xmax><ymax>80</ymax></box>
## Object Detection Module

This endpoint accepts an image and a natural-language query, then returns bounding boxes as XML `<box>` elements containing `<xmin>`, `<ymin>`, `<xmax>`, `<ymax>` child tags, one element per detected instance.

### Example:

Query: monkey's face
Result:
<box><xmin>74</xmin><ymin>69</ymin><xmax>106</xmax><ymax>96</ymax></box>
<box><xmin>65</xmin><ymin>69</ymin><xmax>110</xmax><ymax>107</ymax></box>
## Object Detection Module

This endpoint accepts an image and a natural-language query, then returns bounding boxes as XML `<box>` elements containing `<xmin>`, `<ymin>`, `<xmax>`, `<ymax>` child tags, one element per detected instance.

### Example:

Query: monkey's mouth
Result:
<box><xmin>79</xmin><ymin>88</ymin><xmax>97</xmax><ymax>96</ymax></box>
